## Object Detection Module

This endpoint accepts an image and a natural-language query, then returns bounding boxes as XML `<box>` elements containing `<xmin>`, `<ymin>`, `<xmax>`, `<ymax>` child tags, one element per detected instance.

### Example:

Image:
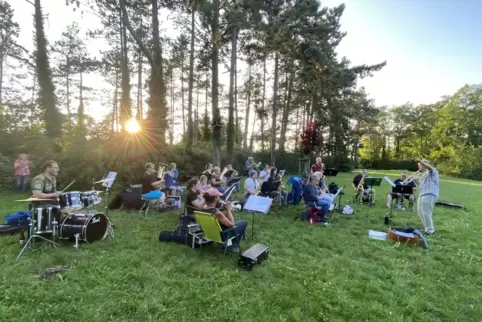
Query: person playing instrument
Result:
<box><xmin>386</xmin><ymin>171</ymin><xmax>416</xmax><ymax>210</ymax></box>
<box><xmin>417</xmin><ymin>159</ymin><xmax>439</xmax><ymax>235</ymax></box>
<box><xmin>302</xmin><ymin>173</ymin><xmax>330</xmax><ymax>221</ymax></box>
<box><xmin>225</xmin><ymin>164</ymin><xmax>240</xmax><ymax>192</ymax></box>
<box><xmin>244</xmin><ymin>170</ymin><xmax>260</xmax><ymax>200</ymax></box>
<box><xmin>201</xmin><ymin>188</ymin><xmax>247</xmax><ymax>253</ymax></box>
<box><xmin>199</xmin><ymin>175</ymin><xmax>210</xmax><ymax>192</ymax></box>
<box><xmin>163</xmin><ymin>165</ymin><xmax>178</xmax><ymax>195</ymax></box>
<box><xmin>31</xmin><ymin>160</ymin><xmax>63</xmax><ymax>200</ymax></box>
<box><xmin>261</xmin><ymin>167</ymin><xmax>289</xmax><ymax>207</ymax></box>
<box><xmin>311</xmin><ymin>157</ymin><xmax>326</xmax><ymax>174</ymax></box>
<box><xmin>202</xmin><ymin>164</ymin><xmax>214</xmax><ymax>181</ymax></box>
<box><xmin>245</xmin><ymin>157</ymin><xmax>254</xmax><ymax>173</ymax></box>
<box><xmin>210</xmin><ymin>167</ymin><xmax>226</xmax><ymax>193</ymax></box>
<box><xmin>186</xmin><ymin>178</ymin><xmax>205</xmax><ymax>214</ymax></box>
<box><xmin>313</xmin><ymin>171</ymin><xmax>335</xmax><ymax>204</ymax></box>
<box><xmin>141</xmin><ymin>163</ymin><xmax>166</xmax><ymax>206</ymax></box>
<box><xmin>14</xmin><ymin>154</ymin><xmax>33</xmax><ymax>193</ymax></box>
<box><xmin>259</xmin><ymin>164</ymin><xmax>271</xmax><ymax>183</ymax></box>
<box><xmin>352</xmin><ymin>169</ymin><xmax>376</xmax><ymax>204</ymax></box>
<box><xmin>170</xmin><ymin>162</ymin><xmax>179</xmax><ymax>181</ymax></box>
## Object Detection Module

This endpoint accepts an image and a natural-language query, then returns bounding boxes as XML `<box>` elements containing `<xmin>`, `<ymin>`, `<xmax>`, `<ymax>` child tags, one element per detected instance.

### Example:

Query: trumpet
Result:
<box><xmin>402</xmin><ymin>169</ymin><xmax>422</xmax><ymax>185</ymax></box>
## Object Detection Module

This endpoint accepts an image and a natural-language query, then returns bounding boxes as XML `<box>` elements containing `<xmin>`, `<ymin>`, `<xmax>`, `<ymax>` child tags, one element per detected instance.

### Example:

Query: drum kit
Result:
<box><xmin>15</xmin><ymin>177</ymin><xmax>116</xmax><ymax>261</ymax></box>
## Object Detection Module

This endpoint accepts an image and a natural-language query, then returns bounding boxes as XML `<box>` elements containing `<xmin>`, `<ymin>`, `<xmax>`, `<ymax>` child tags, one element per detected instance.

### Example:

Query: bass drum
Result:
<box><xmin>60</xmin><ymin>212</ymin><xmax>108</xmax><ymax>243</ymax></box>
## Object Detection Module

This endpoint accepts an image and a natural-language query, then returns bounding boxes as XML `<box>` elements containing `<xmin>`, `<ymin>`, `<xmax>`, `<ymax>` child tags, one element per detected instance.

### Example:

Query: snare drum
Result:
<box><xmin>59</xmin><ymin>191</ymin><xmax>83</xmax><ymax>213</ymax></box>
<box><xmin>81</xmin><ymin>191</ymin><xmax>101</xmax><ymax>208</ymax></box>
<box><xmin>59</xmin><ymin>212</ymin><xmax>108</xmax><ymax>243</ymax></box>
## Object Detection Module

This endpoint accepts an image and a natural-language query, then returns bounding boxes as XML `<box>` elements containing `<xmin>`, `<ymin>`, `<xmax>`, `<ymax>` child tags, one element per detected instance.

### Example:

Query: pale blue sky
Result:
<box><xmin>11</xmin><ymin>0</ymin><xmax>482</xmax><ymax>120</ymax></box>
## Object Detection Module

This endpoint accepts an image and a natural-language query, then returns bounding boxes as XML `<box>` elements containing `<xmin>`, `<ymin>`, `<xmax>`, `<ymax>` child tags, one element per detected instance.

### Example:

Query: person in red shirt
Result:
<box><xmin>14</xmin><ymin>154</ymin><xmax>33</xmax><ymax>192</ymax></box>
<box><xmin>311</xmin><ymin>157</ymin><xmax>325</xmax><ymax>174</ymax></box>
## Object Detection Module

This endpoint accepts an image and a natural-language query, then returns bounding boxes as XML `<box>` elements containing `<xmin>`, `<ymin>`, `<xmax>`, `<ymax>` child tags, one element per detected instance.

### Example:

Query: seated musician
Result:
<box><xmin>311</xmin><ymin>157</ymin><xmax>326</xmax><ymax>174</ymax></box>
<box><xmin>245</xmin><ymin>157</ymin><xmax>254</xmax><ymax>174</ymax></box>
<box><xmin>352</xmin><ymin>169</ymin><xmax>376</xmax><ymax>204</ymax></box>
<box><xmin>170</xmin><ymin>162</ymin><xmax>179</xmax><ymax>181</ymax></box>
<box><xmin>244</xmin><ymin>170</ymin><xmax>260</xmax><ymax>200</ymax></box>
<box><xmin>386</xmin><ymin>171</ymin><xmax>416</xmax><ymax>209</ymax></box>
<box><xmin>202</xmin><ymin>163</ymin><xmax>214</xmax><ymax>181</ymax></box>
<box><xmin>201</xmin><ymin>188</ymin><xmax>247</xmax><ymax>253</ymax></box>
<box><xmin>261</xmin><ymin>167</ymin><xmax>288</xmax><ymax>207</ymax></box>
<box><xmin>302</xmin><ymin>173</ymin><xmax>330</xmax><ymax>219</ymax></box>
<box><xmin>313</xmin><ymin>171</ymin><xmax>335</xmax><ymax>204</ymax></box>
<box><xmin>186</xmin><ymin>178</ymin><xmax>205</xmax><ymax>215</ymax></box>
<box><xmin>141</xmin><ymin>163</ymin><xmax>166</xmax><ymax>206</ymax></box>
<box><xmin>199</xmin><ymin>175</ymin><xmax>210</xmax><ymax>192</ymax></box>
<box><xmin>210</xmin><ymin>166</ymin><xmax>226</xmax><ymax>193</ymax></box>
<box><xmin>259</xmin><ymin>164</ymin><xmax>271</xmax><ymax>183</ymax></box>
<box><xmin>225</xmin><ymin>164</ymin><xmax>240</xmax><ymax>192</ymax></box>
<box><xmin>162</xmin><ymin>166</ymin><xmax>178</xmax><ymax>196</ymax></box>
<box><xmin>31</xmin><ymin>160</ymin><xmax>63</xmax><ymax>201</ymax></box>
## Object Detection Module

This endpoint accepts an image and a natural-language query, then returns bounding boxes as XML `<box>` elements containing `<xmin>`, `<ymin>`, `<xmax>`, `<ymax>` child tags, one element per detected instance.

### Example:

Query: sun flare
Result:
<box><xmin>125</xmin><ymin>118</ymin><xmax>140</xmax><ymax>134</ymax></box>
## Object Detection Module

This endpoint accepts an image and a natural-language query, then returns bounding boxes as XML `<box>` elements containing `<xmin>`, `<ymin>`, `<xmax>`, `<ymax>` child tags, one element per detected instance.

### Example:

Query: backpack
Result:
<box><xmin>328</xmin><ymin>182</ymin><xmax>339</xmax><ymax>194</ymax></box>
<box><xmin>287</xmin><ymin>176</ymin><xmax>303</xmax><ymax>205</ymax></box>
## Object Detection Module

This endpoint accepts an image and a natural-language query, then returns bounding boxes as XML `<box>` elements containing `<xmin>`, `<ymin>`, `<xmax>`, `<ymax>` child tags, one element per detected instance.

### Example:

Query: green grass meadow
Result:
<box><xmin>1</xmin><ymin>170</ymin><xmax>481</xmax><ymax>321</ymax></box>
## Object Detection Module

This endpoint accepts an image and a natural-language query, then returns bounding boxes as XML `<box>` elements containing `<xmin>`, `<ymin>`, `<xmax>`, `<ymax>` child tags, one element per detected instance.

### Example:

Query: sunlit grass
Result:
<box><xmin>0</xmin><ymin>171</ymin><xmax>481</xmax><ymax>321</ymax></box>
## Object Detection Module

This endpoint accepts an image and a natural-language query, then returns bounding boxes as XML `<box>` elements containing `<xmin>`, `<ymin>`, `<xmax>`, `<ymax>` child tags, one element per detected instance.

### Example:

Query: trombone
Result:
<box><xmin>401</xmin><ymin>169</ymin><xmax>422</xmax><ymax>185</ymax></box>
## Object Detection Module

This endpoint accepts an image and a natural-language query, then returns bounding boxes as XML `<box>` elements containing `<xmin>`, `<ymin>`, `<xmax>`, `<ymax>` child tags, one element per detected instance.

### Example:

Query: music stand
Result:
<box><xmin>102</xmin><ymin>171</ymin><xmax>117</xmax><ymax>238</ymax></box>
<box><xmin>243</xmin><ymin>195</ymin><xmax>272</xmax><ymax>240</ymax></box>
<box><xmin>221</xmin><ymin>184</ymin><xmax>237</xmax><ymax>202</ymax></box>
<box><xmin>323</xmin><ymin>168</ymin><xmax>339</xmax><ymax>177</ymax></box>
<box><xmin>363</xmin><ymin>177</ymin><xmax>382</xmax><ymax>207</ymax></box>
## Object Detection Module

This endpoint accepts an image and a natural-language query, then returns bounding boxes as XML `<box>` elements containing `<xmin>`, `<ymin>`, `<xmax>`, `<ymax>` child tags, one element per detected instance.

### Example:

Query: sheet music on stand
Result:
<box><xmin>278</xmin><ymin>170</ymin><xmax>286</xmax><ymax>178</ymax></box>
<box><xmin>102</xmin><ymin>172</ymin><xmax>117</xmax><ymax>189</ymax></box>
<box><xmin>243</xmin><ymin>195</ymin><xmax>272</xmax><ymax>240</ymax></box>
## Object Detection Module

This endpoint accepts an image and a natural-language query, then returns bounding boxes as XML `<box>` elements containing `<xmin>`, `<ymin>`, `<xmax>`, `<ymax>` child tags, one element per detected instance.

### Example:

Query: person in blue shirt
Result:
<box><xmin>302</xmin><ymin>173</ymin><xmax>331</xmax><ymax>218</ymax></box>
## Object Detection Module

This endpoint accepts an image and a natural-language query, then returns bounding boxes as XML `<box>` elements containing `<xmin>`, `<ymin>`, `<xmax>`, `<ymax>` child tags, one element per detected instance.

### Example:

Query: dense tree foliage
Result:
<box><xmin>0</xmin><ymin>0</ymin><xmax>480</xmax><ymax>189</ymax></box>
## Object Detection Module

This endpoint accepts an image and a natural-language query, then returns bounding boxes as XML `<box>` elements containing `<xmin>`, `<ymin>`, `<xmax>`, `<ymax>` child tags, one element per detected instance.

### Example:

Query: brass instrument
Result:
<box><xmin>220</xmin><ymin>167</ymin><xmax>228</xmax><ymax>182</ymax></box>
<box><xmin>357</xmin><ymin>174</ymin><xmax>366</xmax><ymax>189</ymax></box>
<box><xmin>401</xmin><ymin>169</ymin><xmax>422</xmax><ymax>185</ymax></box>
<box><xmin>155</xmin><ymin>165</ymin><xmax>165</xmax><ymax>189</ymax></box>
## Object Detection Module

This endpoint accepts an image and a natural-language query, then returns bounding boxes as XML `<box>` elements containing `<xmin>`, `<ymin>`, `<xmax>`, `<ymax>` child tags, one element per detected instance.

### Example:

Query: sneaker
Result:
<box><xmin>424</xmin><ymin>231</ymin><xmax>435</xmax><ymax>236</ymax></box>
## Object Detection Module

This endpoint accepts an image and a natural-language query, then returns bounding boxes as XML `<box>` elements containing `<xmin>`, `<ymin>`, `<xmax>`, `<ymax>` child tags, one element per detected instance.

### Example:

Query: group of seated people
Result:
<box><xmin>141</xmin><ymin>162</ymin><xmax>181</xmax><ymax>208</ymax></box>
<box><xmin>201</xmin><ymin>163</ymin><xmax>241</xmax><ymax>193</ymax></box>
<box><xmin>243</xmin><ymin>166</ymin><xmax>289</xmax><ymax>207</ymax></box>
<box><xmin>185</xmin><ymin>178</ymin><xmax>247</xmax><ymax>253</ymax></box>
<box><xmin>351</xmin><ymin>169</ymin><xmax>416</xmax><ymax>209</ymax></box>
<box><xmin>302</xmin><ymin>171</ymin><xmax>335</xmax><ymax>222</ymax></box>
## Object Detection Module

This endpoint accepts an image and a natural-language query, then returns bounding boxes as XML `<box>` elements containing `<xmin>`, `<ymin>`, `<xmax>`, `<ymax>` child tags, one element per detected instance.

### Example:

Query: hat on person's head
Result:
<box><xmin>311</xmin><ymin>174</ymin><xmax>321</xmax><ymax>181</ymax></box>
<box><xmin>205</xmin><ymin>187</ymin><xmax>223</xmax><ymax>197</ymax></box>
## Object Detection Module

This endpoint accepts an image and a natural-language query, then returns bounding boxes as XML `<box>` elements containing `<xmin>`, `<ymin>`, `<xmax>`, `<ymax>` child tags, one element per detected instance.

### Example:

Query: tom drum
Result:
<box><xmin>59</xmin><ymin>191</ymin><xmax>84</xmax><ymax>213</ymax></box>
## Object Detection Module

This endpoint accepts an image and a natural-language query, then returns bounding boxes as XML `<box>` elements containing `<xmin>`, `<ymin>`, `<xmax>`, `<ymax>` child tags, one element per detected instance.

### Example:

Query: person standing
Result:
<box><xmin>417</xmin><ymin>159</ymin><xmax>439</xmax><ymax>235</ymax></box>
<box><xmin>14</xmin><ymin>154</ymin><xmax>33</xmax><ymax>192</ymax></box>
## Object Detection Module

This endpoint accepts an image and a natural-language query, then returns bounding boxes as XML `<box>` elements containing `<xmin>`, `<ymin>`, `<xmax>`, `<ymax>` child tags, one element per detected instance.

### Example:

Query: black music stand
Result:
<box><xmin>324</xmin><ymin>168</ymin><xmax>339</xmax><ymax>177</ymax></box>
<box><xmin>386</xmin><ymin>184</ymin><xmax>414</xmax><ymax>223</ymax></box>
<box><xmin>243</xmin><ymin>195</ymin><xmax>272</xmax><ymax>240</ymax></box>
<box><xmin>102</xmin><ymin>171</ymin><xmax>117</xmax><ymax>239</ymax></box>
<box><xmin>364</xmin><ymin>177</ymin><xmax>382</xmax><ymax>207</ymax></box>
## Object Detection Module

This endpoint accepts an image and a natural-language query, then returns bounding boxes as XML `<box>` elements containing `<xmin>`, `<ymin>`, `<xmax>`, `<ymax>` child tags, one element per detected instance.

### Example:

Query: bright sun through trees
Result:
<box><xmin>125</xmin><ymin>118</ymin><xmax>140</xmax><ymax>133</ymax></box>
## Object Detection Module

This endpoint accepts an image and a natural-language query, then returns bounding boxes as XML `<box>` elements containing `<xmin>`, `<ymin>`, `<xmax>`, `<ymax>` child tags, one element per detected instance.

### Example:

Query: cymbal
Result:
<box><xmin>15</xmin><ymin>198</ymin><xmax>53</xmax><ymax>202</ymax></box>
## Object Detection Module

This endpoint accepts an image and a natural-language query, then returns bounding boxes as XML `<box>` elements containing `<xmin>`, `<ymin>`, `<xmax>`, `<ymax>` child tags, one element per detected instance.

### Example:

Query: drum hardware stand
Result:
<box><xmin>16</xmin><ymin>220</ymin><xmax>58</xmax><ymax>261</ymax></box>
<box><xmin>74</xmin><ymin>233</ymin><xmax>80</xmax><ymax>249</ymax></box>
<box><xmin>104</xmin><ymin>184</ymin><xmax>115</xmax><ymax>239</ymax></box>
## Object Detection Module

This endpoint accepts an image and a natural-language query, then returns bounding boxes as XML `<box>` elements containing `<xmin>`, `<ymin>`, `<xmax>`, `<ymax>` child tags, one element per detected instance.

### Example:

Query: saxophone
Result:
<box><xmin>156</xmin><ymin>165</ymin><xmax>165</xmax><ymax>189</ymax></box>
<box><xmin>220</xmin><ymin>167</ymin><xmax>228</xmax><ymax>187</ymax></box>
<box><xmin>357</xmin><ymin>174</ymin><xmax>366</xmax><ymax>189</ymax></box>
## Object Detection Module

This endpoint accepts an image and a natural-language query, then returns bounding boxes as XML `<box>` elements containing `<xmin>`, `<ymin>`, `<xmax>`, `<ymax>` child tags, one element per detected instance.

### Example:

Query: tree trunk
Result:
<box><xmin>66</xmin><ymin>61</ymin><xmax>72</xmax><ymax>129</ymax></box>
<box><xmin>234</xmin><ymin>50</ymin><xmax>239</xmax><ymax>146</ymax></box>
<box><xmin>137</xmin><ymin>48</ymin><xmax>143</xmax><ymax>122</ymax></box>
<box><xmin>0</xmin><ymin>50</ymin><xmax>4</xmax><ymax>107</ymax></box>
<box><xmin>243</xmin><ymin>63</ymin><xmax>251</xmax><ymax>150</ymax></box>
<box><xmin>227</xmin><ymin>26</ymin><xmax>237</xmax><ymax>162</ymax></box>
<box><xmin>181</xmin><ymin>58</ymin><xmax>185</xmax><ymax>136</ymax></box>
<box><xmin>112</xmin><ymin>68</ymin><xmax>119</xmax><ymax>132</ymax></box>
<box><xmin>279</xmin><ymin>66</ymin><xmax>293</xmax><ymax>152</ymax></box>
<box><xmin>169</xmin><ymin>69</ymin><xmax>174</xmax><ymax>144</ymax></box>
<box><xmin>34</xmin><ymin>0</ymin><xmax>61</xmax><ymax>139</ymax></box>
<box><xmin>211</xmin><ymin>0</ymin><xmax>221</xmax><ymax>166</ymax></box>
<box><xmin>261</xmin><ymin>57</ymin><xmax>266</xmax><ymax>152</ymax></box>
<box><xmin>186</xmin><ymin>8</ymin><xmax>195</xmax><ymax>148</ymax></box>
<box><xmin>120</xmin><ymin>8</ymin><xmax>131</xmax><ymax>126</ymax></box>
<box><xmin>270</xmin><ymin>52</ymin><xmax>279</xmax><ymax>166</ymax></box>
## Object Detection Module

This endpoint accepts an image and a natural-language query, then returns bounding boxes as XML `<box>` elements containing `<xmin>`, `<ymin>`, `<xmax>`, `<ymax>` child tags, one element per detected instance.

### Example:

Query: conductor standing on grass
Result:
<box><xmin>417</xmin><ymin>159</ymin><xmax>439</xmax><ymax>235</ymax></box>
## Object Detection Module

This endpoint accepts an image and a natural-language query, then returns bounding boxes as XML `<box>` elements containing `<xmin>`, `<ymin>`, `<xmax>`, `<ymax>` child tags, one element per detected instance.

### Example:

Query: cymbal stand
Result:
<box><xmin>16</xmin><ymin>218</ymin><xmax>58</xmax><ymax>261</ymax></box>
<box><xmin>104</xmin><ymin>186</ymin><xmax>114</xmax><ymax>239</ymax></box>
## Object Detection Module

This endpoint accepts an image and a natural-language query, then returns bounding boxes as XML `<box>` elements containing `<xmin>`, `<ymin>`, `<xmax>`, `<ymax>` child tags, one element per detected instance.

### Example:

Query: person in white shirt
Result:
<box><xmin>416</xmin><ymin>159</ymin><xmax>439</xmax><ymax>235</ymax></box>
<box><xmin>244</xmin><ymin>170</ymin><xmax>260</xmax><ymax>200</ymax></box>
<box><xmin>259</xmin><ymin>164</ymin><xmax>271</xmax><ymax>183</ymax></box>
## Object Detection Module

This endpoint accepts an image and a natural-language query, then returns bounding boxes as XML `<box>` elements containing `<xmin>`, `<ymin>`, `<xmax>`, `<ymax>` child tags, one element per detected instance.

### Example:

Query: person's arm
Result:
<box><xmin>215</xmin><ymin>210</ymin><xmax>234</xmax><ymax>228</ymax></box>
<box><xmin>191</xmin><ymin>197</ymin><xmax>205</xmax><ymax>208</ymax></box>
<box><xmin>418</xmin><ymin>158</ymin><xmax>434</xmax><ymax>172</ymax></box>
<box><xmin>14</xmin><ymin>160</ymin><xmax>21</xmax><ymax>168</ymax></box>
<box><xmin>32</xmin><ymin>189</ymin><xmax>61</xmax><ymax>199</ymax></box>
<box><xmin>150</xmin><ymin>179</ymin><xmax>163</xmax><ymax>187</ymax></box>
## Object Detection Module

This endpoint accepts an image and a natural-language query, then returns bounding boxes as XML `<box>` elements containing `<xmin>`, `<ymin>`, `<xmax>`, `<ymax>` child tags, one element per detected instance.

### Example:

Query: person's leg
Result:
<box><xmin>21</xmin><ymin>176</ymin><xmax>29</xmax><ymax>192</ymax></box>
<box><xmin>216</xmin><ymin>187</ymin><xmax>226</xmax><ymax>193</ymax></box>
<box><xmin>281</xmin><ymin>191</ymin><xmax>289</xmax><ymax>206</ymax></box>
<box><xmin>356</xmin><ymin>187</ymin><xmax>363</xmax><ymax>203</ymax></box>
<box><xmin>370</xmin><ymin>188</ymin><xmax>376</xmax><ymax>203</ymax></box>
<box><xmin>315</xmin><ymin>199</ymin><xmax>330</xmax><ymax>218</ymax></box>
<box><xmin>386</xmin><ymin>193</ymin><xmax>393</xmax><ymax>208</ymax></box>
<box><xmin>408</xmin><ymin>194</ymin><xmax>415</xmax><ymax>210</ymax></box>
<box><xmin>15</xmin><ymin>175</ymin><xmax>22</xmax><ymax>191</ymax></box>
<box><xmin>417</xmin><ymin>195</ymin><xmax>426</xmax><ymax>229</ymax></box>
<box><xmin>270</xmin><ymin>191</ymin><xmax>282</xmax><ymax>207</ymax></box>
<box><xmin>422</xmin><ymin>195</ymin><xmax>436</xmax><ymax>234</ymax></box>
